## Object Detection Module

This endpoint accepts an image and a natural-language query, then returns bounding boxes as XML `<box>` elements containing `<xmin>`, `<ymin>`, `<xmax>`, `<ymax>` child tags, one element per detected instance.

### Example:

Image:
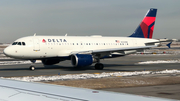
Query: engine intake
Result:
<box><xmin>71</xmin><ymin>54</ymin><xmax>93</xmax><ymax>67</ymax></box>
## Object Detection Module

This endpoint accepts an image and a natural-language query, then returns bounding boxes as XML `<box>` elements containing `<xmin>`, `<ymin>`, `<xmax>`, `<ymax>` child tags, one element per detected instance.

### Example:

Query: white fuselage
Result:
<box><xmin>4</xmin><ymin>35</ymin><xmax>159</xmax><ymax>59</ymax></box>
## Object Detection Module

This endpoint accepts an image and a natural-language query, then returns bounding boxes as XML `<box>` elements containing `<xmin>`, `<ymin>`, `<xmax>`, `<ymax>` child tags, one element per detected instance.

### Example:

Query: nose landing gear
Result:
<box><xmin>29</xmin><ymin>60</ymin><xmax>36</xmax><ymax>71</ymax></box>
<box><xmin>29</xmin><ymin>66</ymin><xmax>35</xmax><ymax>71</ymax></box>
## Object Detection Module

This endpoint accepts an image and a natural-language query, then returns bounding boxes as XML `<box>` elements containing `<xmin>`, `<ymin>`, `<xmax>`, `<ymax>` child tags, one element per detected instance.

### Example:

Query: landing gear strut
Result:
<box><xmin>95</xmin><ymin>63</ymin><xmax>104</xmax><ymax>70</ymax></box>
<box><xmin>93</xmin><ymin>55</ymin><xmax>104</xmax><ymax>70</ymax></box>
<box><xmin>29</xmin><ymin>60</ymin><xmax>36</xmax><ymax>71</ymax></box>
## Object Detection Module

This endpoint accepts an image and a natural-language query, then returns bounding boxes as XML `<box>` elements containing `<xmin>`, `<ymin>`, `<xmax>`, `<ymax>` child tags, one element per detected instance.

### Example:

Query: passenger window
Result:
<box><xmin>17</xmin><ymin>42</ymin><xmax>21</xmax><ymax>45</ymax></box>
<box><xmin>22</xmin><ymin>42</ymin><xmax>26</xmax><ymax>45</ymax></box>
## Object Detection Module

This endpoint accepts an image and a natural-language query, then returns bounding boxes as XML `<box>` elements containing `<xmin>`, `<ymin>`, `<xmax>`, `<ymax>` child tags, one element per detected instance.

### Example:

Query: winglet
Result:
<box><xmin>166</xmin><ymin>42</ymin><xmax>172</xmax><ymax>48</ymax></box>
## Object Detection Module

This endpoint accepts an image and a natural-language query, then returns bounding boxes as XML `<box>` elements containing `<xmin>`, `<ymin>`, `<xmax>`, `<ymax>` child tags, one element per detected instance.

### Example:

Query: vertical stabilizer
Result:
<box><xmin>129</xmin><ymin>8</ymin><xmax>157</xmax><ymax>38</ymax></box>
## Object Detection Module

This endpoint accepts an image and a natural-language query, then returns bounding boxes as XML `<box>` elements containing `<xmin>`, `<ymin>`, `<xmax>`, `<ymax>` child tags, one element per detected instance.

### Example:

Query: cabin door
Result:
<box><xmin>33</xmin><ymin>39</ymin><xmax>40</xmax><ymax>51</ymax></box>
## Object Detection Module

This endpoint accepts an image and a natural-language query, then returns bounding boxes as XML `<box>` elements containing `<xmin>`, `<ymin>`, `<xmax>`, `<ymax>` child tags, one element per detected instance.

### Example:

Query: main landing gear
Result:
<box><xmin>95</xmin><ymin>63</ymin><xmax>104</xmax><ymax>70</ymax></box>
<box><xmin>94</xmin><ymin>55</ymin><xmax>104</xmax><ymax>70</ymax></box>
<box><xmin>29</xmin><ymin>60</ymin><xmax>36</xmax><ymax>71</ymax></box>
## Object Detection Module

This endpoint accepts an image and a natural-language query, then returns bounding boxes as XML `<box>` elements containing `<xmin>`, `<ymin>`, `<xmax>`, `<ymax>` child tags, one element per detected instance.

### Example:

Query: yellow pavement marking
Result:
<box><xmin>94</xmin><ymin>73</ymin><xmax>100</xmax><ymax>74</ymax></box>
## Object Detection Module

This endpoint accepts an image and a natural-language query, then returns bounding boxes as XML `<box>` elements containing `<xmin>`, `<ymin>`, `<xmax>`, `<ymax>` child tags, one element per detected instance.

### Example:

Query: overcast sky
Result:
<box><xmin>0</xmin><ymin>0</ymin><xmax>179</xmax><ymax>43</ymax></box>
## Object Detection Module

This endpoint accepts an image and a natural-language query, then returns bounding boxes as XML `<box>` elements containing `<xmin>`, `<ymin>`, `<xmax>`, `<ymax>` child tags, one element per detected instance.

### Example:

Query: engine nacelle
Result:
<box><xmin>71</xmin><ymin>54</ymin><xmax>93</xmax><ymax>67</ymax></box>
<box><xmin>41</xmin><ymin>59</ymin><xmax>61</xmax><ymax>65</ymax></box>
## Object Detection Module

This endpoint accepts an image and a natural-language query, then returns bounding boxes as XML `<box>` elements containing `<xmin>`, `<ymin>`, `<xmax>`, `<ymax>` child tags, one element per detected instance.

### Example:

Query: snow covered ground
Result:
<box><xmin>0</xmin><ymin>60</ymin><xmax>41</xmax><ymax>65</ymax></box>
<box><xmin>0</xmin><ymin>57</ymin><xmax>11</xmax><ymax>59</ymax></box>
<box><xmin>4</xmin><ymin>69</ymin><xmax>180</xmax><ymax>82</ymax></box>
<box><xmin>137</xmin><ymin>60</ymin><xmax>180</xmax><ymax>64</ymax></box>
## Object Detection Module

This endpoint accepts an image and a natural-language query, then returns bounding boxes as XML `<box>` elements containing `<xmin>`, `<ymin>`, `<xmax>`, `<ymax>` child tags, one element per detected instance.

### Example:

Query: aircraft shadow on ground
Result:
<box><xmin>0</xmin><ymin>65</ymin><xmax>93</xmax><ymax>71</ymax></box>
<box><xmin>153</xmin><ymin>47</ymin><xmax>180</xmax><ymax>49</ymax></box>
<box><xmin>102</xmin><ymin>64</ymin><xmax>141</xmax><ymax>71</ymax></box>
<box><xmin>0</xmin><ymin>63</ymin><xmax>142</xmax><ymax>71</ymax></box>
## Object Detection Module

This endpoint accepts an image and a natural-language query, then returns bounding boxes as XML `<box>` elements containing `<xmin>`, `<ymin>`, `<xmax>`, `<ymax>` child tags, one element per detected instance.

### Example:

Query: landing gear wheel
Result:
<box><xmin>95</xmin><ymin>63</ymin><xmax>104</xmax><ymax>70</ymax></box>
<box><xmin>29</xmin><ymin>66</ymin><xmax>35</xmax><ymax>71</ymax></box>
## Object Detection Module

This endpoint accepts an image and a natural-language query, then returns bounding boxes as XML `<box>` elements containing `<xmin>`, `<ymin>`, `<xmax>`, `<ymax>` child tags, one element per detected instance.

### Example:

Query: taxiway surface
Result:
<box><xmin>0</xmin><ymin>55</ymin><xmax>179</xmax><ymax>77</ymax></box>
<box><xmin>1</xmin><ymin>53</ymin><xmax>180</xmax><ymax>100</ymax></box>
<box><xmin>102</xmin><ymin>84</ymin><xmax>180</xmax><ymax>100</ymax></box>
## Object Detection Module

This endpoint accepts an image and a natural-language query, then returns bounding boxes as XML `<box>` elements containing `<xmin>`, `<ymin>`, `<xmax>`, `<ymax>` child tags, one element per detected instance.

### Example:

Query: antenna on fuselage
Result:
<box><xmin>34</xmin><ymin>33</ymin><xmax>36</xmax><ymax>36</ymax></box>
<box><xmin>65</xmin><ymin>33</ymin><xmax>67</xmax><ymax>36</ymax></box>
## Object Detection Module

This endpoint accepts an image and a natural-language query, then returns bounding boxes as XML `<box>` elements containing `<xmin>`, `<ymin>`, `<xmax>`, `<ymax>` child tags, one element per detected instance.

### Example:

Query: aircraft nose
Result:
<box><xmin>3</xmin><ymin>47</ymin><xmax>13</xmax><ymax>57</ymax></box>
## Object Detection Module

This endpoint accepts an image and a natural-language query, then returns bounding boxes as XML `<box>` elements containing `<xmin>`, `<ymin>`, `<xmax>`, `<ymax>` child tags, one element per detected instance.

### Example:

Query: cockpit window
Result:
<box><xmin>12</xmin><ymin>42</ymin><xmax>17</xmax><ymax>45</ymax></box>
<box><xmin>12</xmin><ymin>41</ymin><xmax>26</xmax><ymax>46</ymax></box>
<box><xmin>17</xmin><ymin>42</ymin><xmax>21</xmax><ymax>45</ymax></box>
<box><xmin>22</xmin><ymin>42</ymin><xmax>26</xmax><ymax>45</ymax></box>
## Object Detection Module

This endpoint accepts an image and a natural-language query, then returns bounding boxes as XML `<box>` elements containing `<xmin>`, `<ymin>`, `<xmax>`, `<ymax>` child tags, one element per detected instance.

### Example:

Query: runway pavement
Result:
<box><xmin>102</xmin><ymin>84</ymin><xmax>180</xmax><ymax>100</ymax></box>
<box><xmin>0</xmin><ymin>53</ymin><xmax>180</xmax><ymax>100</ymax></box>
<box><xmin>0</xmin><ymin>54</ymin><xmax>180</xmax><ymax>77</ymax></box>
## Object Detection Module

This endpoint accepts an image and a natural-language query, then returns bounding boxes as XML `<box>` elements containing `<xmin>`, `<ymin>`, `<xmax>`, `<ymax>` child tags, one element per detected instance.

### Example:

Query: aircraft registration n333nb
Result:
<box><xmin>4</xmin><ymin>8</ymin><xmax>161</xmax><ymax>70</ymax></box>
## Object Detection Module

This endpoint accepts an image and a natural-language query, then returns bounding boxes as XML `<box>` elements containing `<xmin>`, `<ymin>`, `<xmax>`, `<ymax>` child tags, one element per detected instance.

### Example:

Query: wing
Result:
<box><xmin>0</xmin><ymin>78</ymin><xmax>173</xmax><ymax>101</ymax></box>
<box><xmin>157</xmin><ymin>39</ymin><xmax>177</xmax><ymax>48</ymax></box>
<box><xmin>70</xmin><ymin>45</ymin><xmax>158</xmax><ymax>58</ymax></box>
<box><xmin>70</xmin><ymin>38</ymin><xmax>178</xmax><ymax>57</ymax></box>
<box><xmin>159</xmin><ymin>39</ymin><xmax>177</xmax><ymax>42</ymax></box>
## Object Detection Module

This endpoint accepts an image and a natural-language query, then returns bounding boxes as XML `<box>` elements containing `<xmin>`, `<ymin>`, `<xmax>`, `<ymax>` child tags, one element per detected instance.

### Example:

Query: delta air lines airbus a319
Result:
<box><xmin>4</xmin><ymin>8</ymin><xmax>161</xmax><ymax>70</ymax></box>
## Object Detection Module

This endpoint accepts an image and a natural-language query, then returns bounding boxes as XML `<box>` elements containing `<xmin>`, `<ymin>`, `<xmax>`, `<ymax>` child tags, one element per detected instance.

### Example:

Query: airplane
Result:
<box><xmin>0</xmin><ymin>78</ymin><xmax>175</xmax><ymax>101</ymax></box>
<box><xmin>4</xmin><ymin>8</ymin><xmax>162</xmax><ymax>70</ymax></box>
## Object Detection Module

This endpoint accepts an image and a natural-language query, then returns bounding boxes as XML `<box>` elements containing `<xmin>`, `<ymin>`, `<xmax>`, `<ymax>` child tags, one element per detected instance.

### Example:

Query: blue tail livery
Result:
<box><xmin>129</xmin><ymin>8</ymin><xmax>157</xmax><ymax>39</ymax></box>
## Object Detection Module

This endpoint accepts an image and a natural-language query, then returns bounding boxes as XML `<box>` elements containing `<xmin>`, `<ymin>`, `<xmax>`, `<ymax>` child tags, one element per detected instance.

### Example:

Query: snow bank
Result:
<box><xmin>5</xmin><ymin>69</ymin><xmax>180</xmax><ymax>82</ymax></box>
<box><xmin>138</xmin><ymin>60</ymin><xmax>180</xmax><ymax>64</ymax></box>
<box><xmin>0</xmin><ymin>60</ymin><xmax>41</xmax><ymax>65</ymax></box>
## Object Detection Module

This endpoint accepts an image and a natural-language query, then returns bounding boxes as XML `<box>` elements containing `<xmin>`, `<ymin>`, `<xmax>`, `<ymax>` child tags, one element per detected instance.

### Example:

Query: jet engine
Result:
<box><xmin>41</xmin><ymin>59</ymin><xmax>61</xmax><ymax>65</ymax></box>
<box><xmin>71</xmin><ymin>54</ymin><xmax>93</xmax><ymax>67</ymax></box>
